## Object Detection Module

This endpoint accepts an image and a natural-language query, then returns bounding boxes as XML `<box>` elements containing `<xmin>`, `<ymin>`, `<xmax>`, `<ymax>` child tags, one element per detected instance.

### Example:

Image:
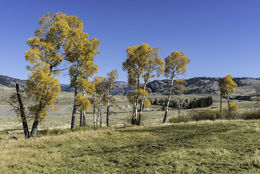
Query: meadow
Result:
<box><xmin>1</xmin><ymin>120</ymin><xmax>260</xmax><ymax>173</ymax></box>
<box><xmin>0</xmin><ymin>87</ymin><xmax>259</xmax><ymax>173</ymax></box>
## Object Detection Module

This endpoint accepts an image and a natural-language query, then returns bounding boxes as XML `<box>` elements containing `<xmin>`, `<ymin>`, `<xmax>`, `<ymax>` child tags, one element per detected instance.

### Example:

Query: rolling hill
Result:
<box><xmin>0</xmin><ymin>75</ymin><xmax>259</xmax><ymax>96</ymax></box>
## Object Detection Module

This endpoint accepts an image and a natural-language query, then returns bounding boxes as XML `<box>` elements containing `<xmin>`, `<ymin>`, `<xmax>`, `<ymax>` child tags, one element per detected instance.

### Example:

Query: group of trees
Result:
<box><xmin>12</xmin><ymin>12</ymin><xmax>192</xmax><ymax>138</ymax></box>
<box><xmin>122</xmin><ymin>43</ymin><xmax>165</xmax><ymax>125</ymax></box>
<box><xmin>12</xmin><ymin>12</ymin><xmax>118</xmax><ymax>138</ymax></box>
<box><xmin>122</xmin><ymin>44</ymin><xmax>191</xmax><ymax>125</ymax></box>
<box><xmin>11</xmin><ymin>12</ymin><xmax>244</xmax><ymax>139</ymax></box>
<box><xmin>151</xmin><ymin>96</ymin><xmax>213</xmax><ymax>110</ymax></box>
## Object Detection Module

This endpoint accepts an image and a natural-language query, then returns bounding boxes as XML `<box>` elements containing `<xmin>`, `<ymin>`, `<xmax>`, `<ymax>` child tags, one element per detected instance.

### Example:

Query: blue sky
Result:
<box><xmin>0</xmin><ymin>0</ymin><xmax>259</xmax><ymax>83</ymax></box>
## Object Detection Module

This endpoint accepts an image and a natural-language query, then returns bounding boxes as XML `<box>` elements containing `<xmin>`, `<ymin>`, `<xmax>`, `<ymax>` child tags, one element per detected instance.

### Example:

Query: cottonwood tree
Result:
<box><xmin>174</xmin><ymin>79</ymin><xmax>186</xmax><ymax>122</ymax></box>
<box><xmin>163</xmin><ymin>51</ymin><xmax>190</xmax><ymax>123</ymax></box>
<box><xmin>220</xmin><ymin>75</ymin><xmax>237</xmax><ymax>118</ymax></box>
<box><xmin>138</xmin><ymin>49</ymin><xmax>164</xmax><ymax>125</ymax></box>
<box><xmin>122</xmin><ymin>43</ymin><xmax>164</xmax><ymax>125</ymax></box>
<box><xmin>77</xmin><ymin>77</ymin><xmax>95</xmax><ymax>127</ymax></box>
<box><xmin>105</xmin><ymin>70</ymin><xmax>118</xmax><ymax>126</ymax></box>
<box><xmin>64</xmin><ymin>16</ymin><xmax>100</xmax><ymax>129</ymax></box>
<box><xmin>26</xmin><ymin>62</ymin><xmax>61</xmax><ymax>137</ymax></box>
<box><xmin>134</xmin><ymin>88</ymin><xmax>151</xmax><ymax>125</ymax></box>
<box><xmin>17</xmin><ymin>12</ymin><xmax>73</xmax><ymax>137</ymax></box>
<box><xmin>218</xmin><ymin>79</ymin><xmax>226</xmax><ymax>112</ymax></box>
<box><xmin>11</xmin><ymin>12</ymin><xmax>98</xmax><ymax>137</ymax></box>
<box><xmin>9</xmin><ymin>85</ymin><xmax>29</xmax><ymax>139</ymax></box>
<box><xmin>92</xmin><ymin>77</ymin><xmax>107</xmax><ymax>127</ymax></box>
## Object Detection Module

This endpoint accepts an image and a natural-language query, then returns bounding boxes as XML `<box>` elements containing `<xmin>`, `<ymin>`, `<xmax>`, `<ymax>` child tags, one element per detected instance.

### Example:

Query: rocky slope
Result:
<box><xmin>0</xmin><ymin>75</ymin><xmax>259</xmax><ymax>96</ymax></box>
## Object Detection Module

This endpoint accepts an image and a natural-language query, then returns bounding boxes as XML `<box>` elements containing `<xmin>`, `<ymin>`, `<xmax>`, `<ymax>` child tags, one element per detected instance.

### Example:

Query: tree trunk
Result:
<box><xmin>71</xmin><ymin>85</ymin><xmax>78</xmax><ymax>130</ymax></box>
<box><xmin>132</xmin><ymin>96</ymin><xmax>138</xmax><ymax>124</ymax></box>
<box><xmin>30</xmin><ymin>119</ymin><xmax>39</xmax><ymax>137</ymax></box>
<box><xmin>82</xmin><ymin>111</ymin><xmax>86</xmax><ymax>127</ymax></box>
<box><xmin>106</xmin><ymin>103</ymin><xmax>110</xmax><ymax>127</ymax></box>
<box><xmin>132</xmin><ymin>78</ymin><xmax>140</xmax><ymax>125</ymax></box>
<box><xmin>99</xmin><ymin>105</ymin><xmax>102</xmax><ymax>127</ymax></box>
<box><xmin>227</xmin><ymin>95</ymin><xmax>230</xmax><ymax>119</ymax></box>
<box><xmin>93</xmin><ymin>105</ymin><xmax>96</xmax><ymax>127</ymax></box>
<box><xmin>15</xmin><ymin>84</ymin><xmax>29</xmax><ymax>139</ymax></box>
<box><xmin>106</xmin><ymin>90</ymin><xmax>110</xmax><ymax>127</ymax></box>
<box><xmin>82</xmin><ymin>91</ymin><xmax>86</xmax><ymax>127</ymax></box>
<box><xmin>31</xmin><ymin>100</ymin><xmax>43</xmax><ymax>137</ymax></box>
<box><xmin>220</xmin><ymin>94</ymin><xmax>223</xmax><ymax>112</ymax></box>
<box><xmin>177</xmin><ymin>95</ymin><xmax>181</xmax><ymax>123</ymax></box>
<box><xmin>163</xmin><ymin>77</ymin><xmax>174</xmax><ymax>123</ymax></box>
<box><xmin>137</xmin><ymin>102</ymin><xmax>143</xmax><ymax>126</ymax></box>
<box><xmin>79</xmin><ymin>110</ymin><xmax>83</xmax><ymax>127</ymax></box>
<box><xmin>137</xmin><ymin>83</ymin><xmax>147</xmax><ymax>126</ymax></box>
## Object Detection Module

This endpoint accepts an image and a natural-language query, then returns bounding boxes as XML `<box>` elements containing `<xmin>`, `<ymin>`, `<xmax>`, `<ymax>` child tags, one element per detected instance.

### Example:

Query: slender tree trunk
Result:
<box><xmin>31</xmin><ymin>100</ymin><xmax>43</xmax><ymax>137</ymax></box>
<box><xmin>82</xmin><ymin>111</ymin><xmax>86</xmax><ymax>127</ymax></box>
<box><xmin>137</xmin><ymin>103</ymin><xmax>142</xmax><ymax>126</ymax></box>
<box><xmin>137</xmin><ymin>82</ymin><xmax>147</xmax><ymax>126</ymax></box>
<box><xmin>132</xmin><ymin>96</ymin><xmax>138</xmax><ymax>124</ymax></box>
<box><xmin>132</xmin><ymin>78</ymin><xmax>140</xmax><ymax>125</ymax></box>
<box><xmin>93</xmin><ymin>105</ymin><xmax>96</xmax><ymax>127</ymax></box>
<box><xmin>99</xmin><ymin>105</ymin><xmax>102</xmax><ymax>127</ymax></box>
<box><xmin>177</xmin><ymin>95</ymin><xmax>181</xmax><ymax>123</ymax></box>
<box><xmin>30</xmin><ymin>119</ymin><xmax>39</xmax><ymax>137</ymax></box>
<box><xmin>82</xmin><ymin>91</ymin><xmax>86</xmax><ymax>127</ymax></box>
<box><xmin>79</xmin><ymin>110</ymin><xmax>83</xmax><ymax>127</ymax></box>
<box><xmin>71</xmin><ymin>85</ymin><xmax>78</xmax><ymax>129</ymax></box>
<box><xmin>106</xmin><ymin>103</ymin><xmax>110</xmax><ymax>126</ymax></box>
<box><xmin>227</xmin><ymin>95</ymin><xmax>230</xmax><ymax>119</ymax></box>
<box><xmin>106</xmin><ymin>90</ymin><xmax>110</xmax><ymax>126</ymax></box>
<box><xmin>96</xmin><ymin>106</ymin><xmax>100</xmax><ymax>127</ymax></box>
<box><xmin>220</xmin><ymin>94</ymin><xmax>223</xmax><ymax>112</ymax></box>
<box><xmin>163</xmin><ymin>77</ymin><xmax>174</xmax><ymax>123</ymax></box>
<box><xmin>15</xmin><ymin>84</ymin><xmax>29</xmax><ymax>139</ymax></box>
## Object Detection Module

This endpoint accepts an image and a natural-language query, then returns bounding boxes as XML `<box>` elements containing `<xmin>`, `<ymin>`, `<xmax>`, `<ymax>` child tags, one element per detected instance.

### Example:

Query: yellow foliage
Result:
<box><xmin>78</xmin><ymin>77</ymin><xmax>95</xmax><ymax>95</ymax></box>
<box><xmin>123</xmin><ymin>43</ymin><xmax>164</xmax><ymax>87</ymax></box>
<box><xmin>134</xmin><ymin>88</ymin><xmax>148</xmax><ymax>98</ymax></box>
<box><xmin>76</xmin><ymin>93</ymin><xmax>91</xmax><ymax>112</ymax></box>
<box><xmin>107</xmin><ymin>70</ymin><xmax>118</xmax><ymax>90</ymax></box>
<box><xmin>26</xmin><ymin>61</ymin><xmax>61</xmax><ymax>121</ymax></box>
<box><xmin>219</xmin><ymin>75</ymin><xmax>237</xmax><ymax>96</ymax></box>
<box><xmin>143</xmin><ymin>98</ymin><xmax>151</xmax><ymax>107</ymax></box>
<box><xmin>175</xmin><ymin>79</ymin><xmax>186</xmax><ymax>94</ymax></box>
<box><xmin>164</xmin><ymin>51</ymin><xmax>190</xmax><ymax>79</ymax></box>
<box><xmin>229</xmin><ymin>102</ymin><xmax>239</xmax><ymax>113</ymax></box>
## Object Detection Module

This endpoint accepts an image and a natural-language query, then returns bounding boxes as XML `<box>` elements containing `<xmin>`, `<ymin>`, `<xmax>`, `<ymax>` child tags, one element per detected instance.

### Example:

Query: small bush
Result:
<box><xmin>242</xmin><ymin>110</ymin><xmax>260</xmax><ymax>120</ymax></box>
<box><xmin>169</xmin><ymin>115</ymin><xmax>192</xmax><ymax>123</ymax></box>
<box><xmin>192</xmin><ymin>110</ymin><xmax>225</xmax><ymax>121</ymax></box>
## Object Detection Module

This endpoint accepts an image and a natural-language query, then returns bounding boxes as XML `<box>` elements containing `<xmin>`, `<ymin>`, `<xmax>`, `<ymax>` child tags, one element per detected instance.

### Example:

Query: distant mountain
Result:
<box><xmin>0</xmin><ymin>75</ymin><xmax>72</xmax><ymax>92</ymax></box>
<box><xmin>0</xmin><ymin>75</ymin><xmax>26</xmax><ymax>88</ymax></box>
<box><xmin>0</xmin><ymin>75</ymin><xmax>259</xmax><ymax>95</ymax></box>
<box><xmin>146</xmin><ymin>77</ymin><xmax>260</xmax><ymax>95</ymax></box>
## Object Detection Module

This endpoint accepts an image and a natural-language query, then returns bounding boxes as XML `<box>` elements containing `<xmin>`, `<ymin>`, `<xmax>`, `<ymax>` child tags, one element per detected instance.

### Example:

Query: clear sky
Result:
<box><xmin>0</xmin><ymin>0</ymin><xmax>259</xmax><ymax>83</ymax></box>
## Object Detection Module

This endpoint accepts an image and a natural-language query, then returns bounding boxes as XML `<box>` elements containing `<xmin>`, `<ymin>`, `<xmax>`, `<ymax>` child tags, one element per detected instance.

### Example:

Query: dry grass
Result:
<box><xmin>1</xmin><ymin>120</ymin><xmax>260</xmax><ymax>173</ymax></box>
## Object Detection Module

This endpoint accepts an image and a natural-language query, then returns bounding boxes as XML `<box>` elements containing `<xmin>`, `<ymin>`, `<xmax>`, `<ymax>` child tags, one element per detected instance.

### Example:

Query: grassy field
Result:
<box><xmin>1</xmin><ymin>88</ymin><xmax>260</xmax><ymax>173</ymax></box>
<box><xmin>0</xmin><ymin>120</ymin><xmax>260</xmax><ymax>173</ymax></box>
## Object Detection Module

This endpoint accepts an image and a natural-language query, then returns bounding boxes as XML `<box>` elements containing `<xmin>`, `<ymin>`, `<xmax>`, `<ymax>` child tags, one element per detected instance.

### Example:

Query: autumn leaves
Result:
<box><xmin>123</xmin><ymin>44</ymin><xmax>191</xmax><ymax>124</ymax></box>
<box><xmin>16</xmin><ymin>12</ymin><xmax>239</xmax><ymax>139</ymax></box>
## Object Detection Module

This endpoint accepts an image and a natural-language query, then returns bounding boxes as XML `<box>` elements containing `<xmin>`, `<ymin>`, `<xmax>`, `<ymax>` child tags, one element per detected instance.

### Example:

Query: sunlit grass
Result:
<box><xmin>0</xmin><ymin>120</ymin><xmax>260</xmax><ymax>173</ymax></box>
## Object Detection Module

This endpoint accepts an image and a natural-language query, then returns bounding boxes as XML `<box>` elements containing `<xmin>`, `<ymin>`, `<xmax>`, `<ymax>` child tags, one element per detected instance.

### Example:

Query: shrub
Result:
<box><xmin>169</xmin><ymin>115</ymin><xmax>192</xmax><ymax>123</ymax></box>
<box><xmin>192</xmin><ymin>110</ymin><xmax>224</xmax><ymax>121</ymax></box>
<box><xmin>242</xmin><ymin>110</ymin><xmax>260</xmax><ymax>120</ymax></box>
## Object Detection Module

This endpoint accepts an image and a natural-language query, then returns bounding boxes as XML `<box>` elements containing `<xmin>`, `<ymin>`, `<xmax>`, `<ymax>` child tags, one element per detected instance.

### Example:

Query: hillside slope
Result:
<box><xmin>0</xmin><ymin>75</ymin><xmax>259</xmax><ymax>95</ymax></box>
